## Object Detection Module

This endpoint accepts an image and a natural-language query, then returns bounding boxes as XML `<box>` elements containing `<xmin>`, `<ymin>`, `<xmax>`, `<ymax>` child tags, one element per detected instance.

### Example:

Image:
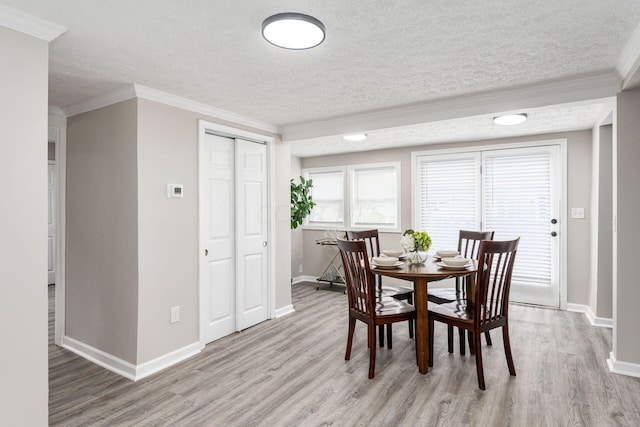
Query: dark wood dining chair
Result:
<box><xmin>346</xmin><ymin>229</ymin><xmax>415</xmax><ymax>346</ymax></box>
<box><xmin>337</xmin><ymin>238</ymin><xmax>416</xmax><ymax>379</ymax></box>
<box><xmin>428</xmin><ymin>230</ymin><xmax>495</xmax><ymax>355</ymax></box>
<box><xmin>428</xmin><ymin>238</ymin><xmax>519</xmax><ymax>389</ymax></box>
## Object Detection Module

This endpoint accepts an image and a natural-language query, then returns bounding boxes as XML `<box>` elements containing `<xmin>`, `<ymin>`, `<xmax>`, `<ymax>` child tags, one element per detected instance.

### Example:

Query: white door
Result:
<box><xmin>200</xmin><ymin>134</ymin><xmax>269</xmax><ymax>344</ymax></box>
<box><xmin>201</xmin><ymin>134</ymin><xmax>236</xmax><ymax>343</ymax></box>
<box><xmin>415</xmin><ymin>143</ymin><xmax>562</xmax><ymax>307</ymax></box>
<box><xmin>482</xmin><ymin>145</ymin><xmax>561</xmax><ymax>307</ymax></box>
<box><xmin>48</xmin><ymin>162</ymin><xmax>56</xmax><ymax>285</ymax></box>
<box><xmin>235</xmin><ymin>139</ymin><xmax>268</xmax><ymax>330</ymax></box>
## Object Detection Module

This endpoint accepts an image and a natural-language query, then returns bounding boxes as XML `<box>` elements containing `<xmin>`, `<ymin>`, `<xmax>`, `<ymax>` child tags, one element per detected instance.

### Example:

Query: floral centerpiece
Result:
<box><xmin>401</xmin><ymin>229</ymin><xmax>432</xmax><ymax>264</ymax></box>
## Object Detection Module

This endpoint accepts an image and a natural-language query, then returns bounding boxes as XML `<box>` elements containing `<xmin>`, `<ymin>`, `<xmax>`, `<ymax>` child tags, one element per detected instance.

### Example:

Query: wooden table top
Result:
<box><xmin>370</xmin><ymin>257</ymin><xmax>478</xmax><ymax>280</ymax></box>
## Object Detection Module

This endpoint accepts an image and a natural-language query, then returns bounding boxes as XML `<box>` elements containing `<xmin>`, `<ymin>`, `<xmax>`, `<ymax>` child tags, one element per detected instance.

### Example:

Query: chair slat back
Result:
<box><xmin>346</xmin><ymin>229</ymin><xmax>381</xmax><ymax>258</ymax></box>
<box><xmin>475</xmin><ymin>238</ymin><xmax>519</xmax><ymax>326</ymax></box>
<box><xmin>458</xmin><ymin>230</ymin><xmax>495</xmax><ymax>260</ymax></box>
<box><xmin>337</xmin><ymin>238</ymin><xmax>376</xmax><ymax>317</ymax></box>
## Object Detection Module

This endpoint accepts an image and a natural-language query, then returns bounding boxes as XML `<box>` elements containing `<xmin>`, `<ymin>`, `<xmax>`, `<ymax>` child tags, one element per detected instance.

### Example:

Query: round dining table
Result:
<box><xmin>370</xmin><ymin>257</ymin><xmax>478</xmax><ymax>374</ymax></box>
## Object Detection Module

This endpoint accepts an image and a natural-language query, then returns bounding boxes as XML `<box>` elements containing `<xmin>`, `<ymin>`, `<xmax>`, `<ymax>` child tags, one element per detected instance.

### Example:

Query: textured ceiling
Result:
<box><xmin>288</xmin><ymin>103</ymin><xmax>608</xmax><ymax>157</ymax></box>
<box><xmin>3</xmin><ymin>0</ymin><xmax>640</xmax><ymax>155</ymax></box>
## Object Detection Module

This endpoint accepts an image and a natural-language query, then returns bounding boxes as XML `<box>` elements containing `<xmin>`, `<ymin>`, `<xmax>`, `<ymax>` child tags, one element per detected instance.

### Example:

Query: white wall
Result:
<box><xmin>0</xmin><ymin>26</ymin><xmax>49</xmax><ymax>425</ymax></box>
<box><xmin>67</xmin><ymin>97</ymin><xmax>291</xmax><ymax>367</ymax></box>
<box><xmin>613</xmin><ymin>90</ymin><xmax>640</xmax><ymax>366</ymax></box>
<box><xmin>66</xmin><ymin>100</ymin><xmax>140</xmax><ymax>363</ymax></box>
<box><xmin>299</xmin><ymin>130</ymin><xmax>593</xmax><ymax>306</ymax></box>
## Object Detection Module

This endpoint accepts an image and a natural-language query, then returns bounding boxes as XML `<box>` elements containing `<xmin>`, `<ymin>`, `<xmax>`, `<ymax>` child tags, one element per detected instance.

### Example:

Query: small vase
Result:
<box><xmin>407</xmin><ymin>250</ymin><xmax>428</xmax><ymax>264</ymax></box>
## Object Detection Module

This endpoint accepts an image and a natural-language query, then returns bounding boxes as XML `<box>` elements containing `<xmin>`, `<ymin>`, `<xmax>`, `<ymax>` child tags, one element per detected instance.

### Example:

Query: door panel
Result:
<box><xmin>236</xmin><ymin>139</ymin><xmax>268</xmax><ymax>330</ymax></box>
<box><xmin>202</xmin><ymin>134</ymin><xmax>236</xmax><ymax>343</ymax></box>
<box><xmin>482</xmin><ymin>145</ymin><xmax>561</xmax><ymax>307</ymax></box>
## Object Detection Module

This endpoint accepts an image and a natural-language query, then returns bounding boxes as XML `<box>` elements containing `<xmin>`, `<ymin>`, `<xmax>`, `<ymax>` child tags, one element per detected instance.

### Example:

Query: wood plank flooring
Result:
<box><xmin>49</xmin><ymin>284</ymin><xmax>640</xmax><ymax>426</ymax></box>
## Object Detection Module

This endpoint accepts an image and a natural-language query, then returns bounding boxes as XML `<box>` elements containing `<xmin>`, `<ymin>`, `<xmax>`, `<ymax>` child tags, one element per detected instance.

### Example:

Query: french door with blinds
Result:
<box><xmin>414</xmin><ymin>143</ymin><xmax>562</xmax><ymax>307</ymax></box>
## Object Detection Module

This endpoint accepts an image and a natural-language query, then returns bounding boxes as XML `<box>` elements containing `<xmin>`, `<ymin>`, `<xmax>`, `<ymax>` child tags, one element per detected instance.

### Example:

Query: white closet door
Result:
<box><xmin>48</xmin><ymin>162</ymin><xmax>56</xmax><ymax>285</ymax></box>
<box><xmin>201</xmin><ymin>134</ymin><xmax>236</xmax><ymax>343</ymax></box>
<box><xmin>235</xmin><ymin>138</ymin><xmax>268</xmax><ymax>330</ymax></box>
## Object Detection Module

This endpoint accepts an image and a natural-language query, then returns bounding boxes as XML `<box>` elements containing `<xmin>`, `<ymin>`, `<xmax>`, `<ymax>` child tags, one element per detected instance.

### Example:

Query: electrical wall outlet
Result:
<box><xmin>299</xmin><ymin>264</ymin><xmax>303</xmax><ymax>273</ymax></box>
<box><xmin>170</xmin><ymin>306</ymin><xmax>180</xmax><ymax>323</ymax></box>
<box><xmin>571</xmin><ymin>208</ymin><xmax>585</xmax><ymax>219</ymax></box>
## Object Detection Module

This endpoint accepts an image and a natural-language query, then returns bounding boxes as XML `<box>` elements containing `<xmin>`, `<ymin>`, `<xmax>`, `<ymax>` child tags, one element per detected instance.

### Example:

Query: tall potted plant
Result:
<box><xmin>291</xmin><ymin>176</ymin><xmax>315</xmax><ymax>229</ymax></box>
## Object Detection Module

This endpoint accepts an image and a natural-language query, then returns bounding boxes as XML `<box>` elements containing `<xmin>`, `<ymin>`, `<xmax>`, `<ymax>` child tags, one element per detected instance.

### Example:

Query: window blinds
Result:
<box><xmin>483</xmin><ymin>151</ymin><xmax>553</xmax><ymax>285</ymax></box>
<box><xmin>417</xmin><ymin>155</ymin><xmax>479</xmax><ymax>252</ymax></box>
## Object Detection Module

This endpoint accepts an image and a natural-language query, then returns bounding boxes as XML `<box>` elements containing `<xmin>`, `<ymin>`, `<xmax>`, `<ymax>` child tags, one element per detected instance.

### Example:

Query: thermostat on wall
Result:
<box><xmin>167</xmin><ymin>184</ymin><xmax>184</xmax><ymax>199</ymax></box>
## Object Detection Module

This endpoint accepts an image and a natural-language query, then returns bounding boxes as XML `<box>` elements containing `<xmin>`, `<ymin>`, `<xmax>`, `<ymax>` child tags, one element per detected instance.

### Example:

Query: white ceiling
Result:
<box><xmin>3</xmin><ymin>0</ymin><xmax>640</xmax><ymax>156</ymax></box>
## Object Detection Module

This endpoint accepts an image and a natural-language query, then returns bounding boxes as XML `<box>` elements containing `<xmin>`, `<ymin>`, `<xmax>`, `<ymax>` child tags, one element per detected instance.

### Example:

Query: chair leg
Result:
<box><xmin>459</xmin><ymin>328</ymin><xmax>465</xmax><ymax>355</ymax></box>
<box><xmin>408</xmin><ymin>294</ymin><xmax>414</xmax><ymax>338</ymax></box>
<box><xmin>378</xmin><ymin>325</ymin><xmax>384</xmax><ymax>347</ymax></box>
<box><xmin>485</xmin><ymin>331</ymin><xmax>492</xmax><ymax>346</ymax></box>
<box><xmin>474</xmin><ymin>330</ymin><xmax>485</xmax><ymax>390</ymax></box>
<box><xmin>368</xmin><ymin>324</ymin><xmax>377</xmax><ymax>379</ymax></box>
<box><xmin>447</xmin><ymin>325</ymin><xmax>454</xmax><ymax>353</ymax></box>
<box><xmin>502</xmin><ymin>324</ymin><xmax>516</xmax><ymax>376</ymax></box>
<box><xmin>468</xmin><ymin>332</ymin><xmax>475</xmax><ymax>355</ymax></box>
<box><xmin>345</xmin><ymin>316</ymin><xmax>356</xmax><ymax>360</ymax></box>
<box><xmin>428</xmin><ymin>317</ymin><xmax>435</xmax><ymax>367</ymax></box>
<box><xmin>386</xmin><ymin>324</ymin><xmax>393</xmax><ymax>349</ymax></box>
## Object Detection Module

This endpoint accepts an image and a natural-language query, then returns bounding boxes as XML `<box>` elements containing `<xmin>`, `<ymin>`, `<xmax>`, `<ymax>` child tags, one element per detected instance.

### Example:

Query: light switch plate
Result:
<box><xmin>571</xmin><ymin>207</ymin><xmax>585</xmax><ymax>219</ymax></box>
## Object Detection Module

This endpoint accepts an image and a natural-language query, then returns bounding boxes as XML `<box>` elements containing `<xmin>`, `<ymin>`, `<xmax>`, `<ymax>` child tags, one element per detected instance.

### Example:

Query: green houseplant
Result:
<box><xmin>291</xmin><ymin>176</ymin><xmax>316</xmax><ymax>229</ymax></box>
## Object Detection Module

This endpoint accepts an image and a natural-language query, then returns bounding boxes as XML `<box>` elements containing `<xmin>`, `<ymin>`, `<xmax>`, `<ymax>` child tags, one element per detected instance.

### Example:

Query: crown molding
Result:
<box><xmin>0</xmin><ymin>4</ymin><xmax>66</xmax><ymax>41</ymax></box>
<box><xmin>48</xmin><ymin>105</ymin><xmax>65</xmax><ymax>117</ymax></box>
<box><xmin>282</xmin><ymin>72</ymin><xmax>621</xmax><ymax>142</ymax></box>
<box><xmin>61</xmin><ymin>83</ymin><xmax>280</xmax><ymax>134</ymax></box>
<box><xmin>618</xmin><ymin>23</ymin><xmax>640</xmax><ymax>90</ymax></box>
<box><xmin>62</xmin><ymin>85</ymin><xmax>137</xmax><ymax>117</ymax></box>
<box><xmin>133</xmin><ymin>84</ymin><xmax>279</xmax><ymax>134</ymax></box>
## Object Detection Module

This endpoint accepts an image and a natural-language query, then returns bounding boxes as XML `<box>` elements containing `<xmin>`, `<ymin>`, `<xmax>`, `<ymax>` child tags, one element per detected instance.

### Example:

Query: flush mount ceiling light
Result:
<box><xmin>343</xmin><ymin>134</ymin><xmax>367</xmax><ymax>141</ymax></box>
<box><xmin>493</xmin><ymin>113</ymin><xmax>528</xmax><ymax>126</ymax></box>
<box><xmin>262</xmin><ymin>13</ymin><xmax>325</xmax><ymax>50</ymax></box>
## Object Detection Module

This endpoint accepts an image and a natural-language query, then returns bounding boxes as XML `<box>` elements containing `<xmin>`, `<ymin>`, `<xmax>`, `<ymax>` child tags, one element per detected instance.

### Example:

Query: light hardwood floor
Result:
<box><xmin>49</xmin><ymin>284</ymin><xmax>640</xmax><ymax>426</ymax></box>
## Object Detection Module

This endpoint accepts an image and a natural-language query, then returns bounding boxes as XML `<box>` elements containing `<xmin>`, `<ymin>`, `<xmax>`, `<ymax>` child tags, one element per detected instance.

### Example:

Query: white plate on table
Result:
<box><xmin>436</xmin><ymin>261</ymin><xmax>472</xmax><ymax>270</ymax></box>
<box><xmin>371</xmin><ymin>260</ymin><xmax>404</xmax><ymax>269</ymax></box>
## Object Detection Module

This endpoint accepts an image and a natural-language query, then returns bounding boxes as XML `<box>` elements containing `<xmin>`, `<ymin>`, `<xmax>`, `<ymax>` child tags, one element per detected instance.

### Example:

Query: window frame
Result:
<box><xmin>301</xmin><ymin>166</ymin><xmax>347</xmax><ymax>229</ymax></box>
<box><xmin>302</xmin><ymin>162</ymin><xmax>402</xmax><ymax>232</ymax></box>
<box><xmin>348</xmin><ymin>162</ymin><xmax>401</xmax><ymax>232</ymax></box>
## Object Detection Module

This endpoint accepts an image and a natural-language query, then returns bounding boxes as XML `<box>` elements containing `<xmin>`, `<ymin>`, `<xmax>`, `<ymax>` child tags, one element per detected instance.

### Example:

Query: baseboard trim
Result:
<box><xmin>274</xmin><ymin>304</ymin><xmax>295</xmax><ymax>318</ymax></box>
<box><xmin>62</xmin><ymin>336</ymin><xmax>137</xmax><ymax>380</ymax></box>
<box><xmin>62</xmin><ymin>336</ymin><xmax>202</xmax><ymax>381</ymax></box>
<box><xmin>292</xmin><ymin>275</ymin><xmax>317</xmax><ymax>285</ymax></box>
<box><xmin>607</xmin><ymin>351</ymin><xmax>640</xmax><ymax>378</ymax></box>
<box><xmin>566</xmin><ymin>303</ymin><xmax>613</xmax><ymax>328</ymax></box>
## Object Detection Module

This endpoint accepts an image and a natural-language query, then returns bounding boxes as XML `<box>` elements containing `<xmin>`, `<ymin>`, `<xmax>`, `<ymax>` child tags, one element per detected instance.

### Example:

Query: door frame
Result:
<box><xmin>49</xmin><ymin>110</ymin><xmax>67</xmax><ymax>346</ymax></box>
<box><xmin>197</xmin><ymin>119</ymin><xmax>276</xmax><ymax>346</ymax></box>
<box><xmin>411</xmin><ymin>138</ymin><xmax>568</xmax><ymax>309</ymax></box>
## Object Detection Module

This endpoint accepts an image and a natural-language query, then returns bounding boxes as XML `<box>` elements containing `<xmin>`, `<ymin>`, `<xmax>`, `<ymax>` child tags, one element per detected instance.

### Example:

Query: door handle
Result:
<box><xmin>551</xmin><ymin>231</ymin><xmax>557</xmax><ymax>237</ymax></box>
<box><xmin>205</xmin><ymin>249</ymin><xmax>208</xmax><ymax>256</ymax></box>
<box><xmin>263</xmin><ymin>241</ymin><xmax>268</xmax><ymax>247</ymax></box>
<box><xmin>551</xmin><ymin>218</ymin><xmax>557</xmax><ymax>224</ymax></box>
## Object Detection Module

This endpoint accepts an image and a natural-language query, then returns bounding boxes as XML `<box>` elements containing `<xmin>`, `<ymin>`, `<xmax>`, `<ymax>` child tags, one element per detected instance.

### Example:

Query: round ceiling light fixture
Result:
<box><xmin>343</xmin><ymin>134</ymin><xmax>367</xmax><ymax>141</ymax></box>
<box><xmin>493</xmin><ymin>113</ymin><xmax>528</xmax><ymax>126</ymax></box>
<box><xmin>262</xmin><ymin>13</ymin><xmax>325</xmax><ymax>50</ymax></box>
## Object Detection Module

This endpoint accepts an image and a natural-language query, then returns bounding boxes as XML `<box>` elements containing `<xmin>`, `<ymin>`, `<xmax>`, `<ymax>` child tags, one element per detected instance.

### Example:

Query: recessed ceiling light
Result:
<box><xmin>493</xmin><ymin>114</ymin><xmax>528</xmax><ymax>126</ymax></box>
<box><xmin>343</xmin><ymin>134</ymin><xmax>367</xmax><ymax>141</ymax></box>
<box><xmin>262</xmin><ymin>13</ymin><xmax>325</xmax><ymax>50</ymax></box>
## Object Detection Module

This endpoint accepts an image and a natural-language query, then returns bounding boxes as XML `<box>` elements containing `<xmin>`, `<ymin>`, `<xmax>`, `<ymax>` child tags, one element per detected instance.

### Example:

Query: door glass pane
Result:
<box><xmin>416</xmin><ymin>155</ymin><xmax>479</xmax><ymax>251</ymax></box>
<box><xmin>483</xmin><ymin>150</ymin><xmax>553</xmax><ymax>286</ymax></box>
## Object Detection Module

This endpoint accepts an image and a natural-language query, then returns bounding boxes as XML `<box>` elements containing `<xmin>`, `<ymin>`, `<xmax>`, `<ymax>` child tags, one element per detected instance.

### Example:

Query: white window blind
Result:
<box><xmin>305</xmin><ymin>168</ymin><xmax>345</xmax><ymax>226</ymax></box>
<box><xmin>416</xmin><ymin>154</ymin><xmax>480</xmax><ymax>251</ymax></box>
<box><xmin>483</xmin><ymin>151</ymin><xmax>553</xmax><ymax>285</ymax></box>
<box><xmin>350</xmin><ymin>163</ymin><xmax>400</xmax><ymax>230</ymax></box>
